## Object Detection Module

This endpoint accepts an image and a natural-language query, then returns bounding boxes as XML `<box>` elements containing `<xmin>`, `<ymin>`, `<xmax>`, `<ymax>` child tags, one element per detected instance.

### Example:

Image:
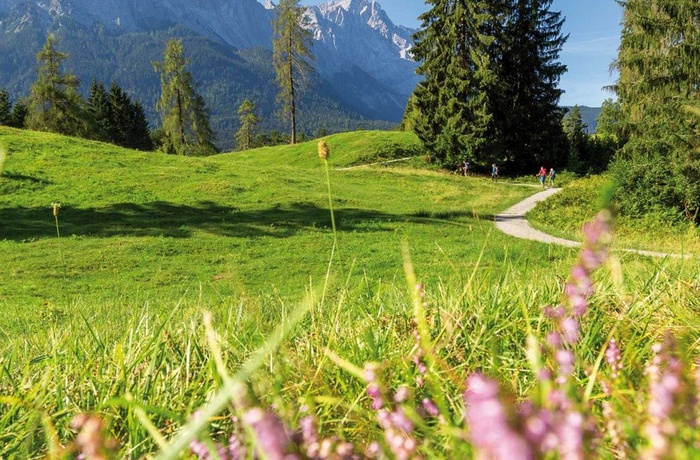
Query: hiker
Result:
<box><xmin>537</xmin><ymin>166</ymin><xmax>547</xmax><ymax>188</ymax></box>
<box><xmin>463</xmin><ymin>161</ymin><xmax>470</xmax><ymax>176</ymax></box>
<box><xmin>548</xmin><ymin>168</ymin><xmax>556</xmax><ymax>187</ymax></box>
<box><xmin>491</xmin><ymin>164</ymin><xmax>499</xmax><ymax>181</ymax></box>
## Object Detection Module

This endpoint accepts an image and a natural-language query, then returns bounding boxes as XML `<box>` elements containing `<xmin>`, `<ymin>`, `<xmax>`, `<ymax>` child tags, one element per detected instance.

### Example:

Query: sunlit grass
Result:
<box><xmin>2</xmin><ymin>126</ymin><xmax>700</xmax><ymax>457</ymax></box>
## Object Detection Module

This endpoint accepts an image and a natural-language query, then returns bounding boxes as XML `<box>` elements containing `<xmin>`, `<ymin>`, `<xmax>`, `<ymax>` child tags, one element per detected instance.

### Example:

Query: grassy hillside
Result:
<box><xmin>2</xmin><ymin>127</ymin><xmax>699</xmax><ymax>458</ymax></box>
<box><xmin>528</xmin><ymin>174</ymin><xmax>700</xmax><ymax>255</ymax></box>
<box><xmin>0</xmin><ymin>127</ymin><xmax>554</xmax><ymax>337</ymax></box>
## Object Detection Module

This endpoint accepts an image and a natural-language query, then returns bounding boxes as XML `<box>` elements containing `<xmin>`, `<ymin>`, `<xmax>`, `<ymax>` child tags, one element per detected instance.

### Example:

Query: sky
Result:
<box><xmin>293</xmin><ymin>0</ymin><xmax>623</xmax><ymax>108</ymax></box>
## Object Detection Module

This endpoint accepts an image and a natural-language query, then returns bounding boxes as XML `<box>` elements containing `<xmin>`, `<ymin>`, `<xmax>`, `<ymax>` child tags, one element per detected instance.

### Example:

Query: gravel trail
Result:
<box><xmin>494</xmin><ymin>188</ymin><xmax>692</xmax><ymax>259</ymax></box>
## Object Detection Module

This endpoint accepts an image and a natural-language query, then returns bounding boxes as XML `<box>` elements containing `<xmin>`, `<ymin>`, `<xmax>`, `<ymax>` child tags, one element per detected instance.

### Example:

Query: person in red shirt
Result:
<box><xmin>537</xmin><ymin>166</ymin><xmax>547</xmax><ymax>188</ymax></box>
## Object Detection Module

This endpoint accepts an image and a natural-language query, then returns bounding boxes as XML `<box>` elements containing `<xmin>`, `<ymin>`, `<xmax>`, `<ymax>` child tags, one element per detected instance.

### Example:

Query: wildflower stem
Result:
<box><xmin>52</xmin><ymin>202</ymin><xmax>67</xmax><ymax>278</ymax></box>
<box><xmin>323</xmin><ymin>158</ymin><xmax>343</xmax><ymax>271</ymax></box>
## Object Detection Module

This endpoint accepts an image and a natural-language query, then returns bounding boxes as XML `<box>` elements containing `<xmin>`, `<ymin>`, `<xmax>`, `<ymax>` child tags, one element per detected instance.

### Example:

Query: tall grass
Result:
<box><xmin>2</xmin><ymin>128</ymin><xmax>700</xmax><ymax>458</ymax></box>
<box><xmin>2</xmin><ymin>228</ymin><xmax>700</xmax><ymax>457</ymax></box>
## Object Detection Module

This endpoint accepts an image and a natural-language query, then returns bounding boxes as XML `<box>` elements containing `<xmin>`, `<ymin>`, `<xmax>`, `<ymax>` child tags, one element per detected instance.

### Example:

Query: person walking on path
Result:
<box><xmin>491</xmin><ymin>164</ymin><xmax>499</xmax><ymax>181</ymax></box>
<box><xmin>547</xmin><ymin>168</ymin><xmax>556</xmax><ymax>188</ymax></box>
<box><xmin>537</xmin><ymin>166</ymin><xmax>547</xmax><ymax>188</ymax></box>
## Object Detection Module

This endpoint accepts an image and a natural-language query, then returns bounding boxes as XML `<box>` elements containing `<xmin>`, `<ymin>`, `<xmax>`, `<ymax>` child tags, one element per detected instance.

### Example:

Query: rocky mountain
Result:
<box><xmin>0</xmin><ymin>0</ymin><xmax>420</xmax><ymax>149</ymax></box>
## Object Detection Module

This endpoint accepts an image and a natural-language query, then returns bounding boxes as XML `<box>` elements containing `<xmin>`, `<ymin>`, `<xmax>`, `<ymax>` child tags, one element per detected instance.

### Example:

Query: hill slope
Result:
<box><xmin>0</xmin><ymin>126</ymin><xmax>540</xmax><ymax>313</ymax></box>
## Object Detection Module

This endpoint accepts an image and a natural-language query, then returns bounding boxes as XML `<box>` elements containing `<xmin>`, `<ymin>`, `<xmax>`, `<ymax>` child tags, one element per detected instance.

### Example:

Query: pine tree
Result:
<box><xmin>25</xmin><ymin>34</ymin><xmax>86</xmax><ymax>136</ymax></box>
<box><xmin>128</xmin><ymin>101</ymin><xmax>154</xmax><ymax>151</ymax></box>
<box><xmin>612</xmin><ymin>0</ymin><xmax>700</xmax><ymax>219</ymax></box>
<box><xmin>273</xmin><ymin>0</ymin><xmax>314</xmax><ymax>145</ymax></box>
<box><xmin>562</xmin><ymin>106</ymin><xmax>588</xmax><ymax>174</ymax></box>
<box><xmin>87</xmin><ymin>78</ymin><xmax>113</xmax><ymax>142</ymax></box>
<box><xmin>490</xmin><ymin>0</ymin><xmax>568</xmax><ymax>172</ymax></box>
<box><xmin>109</xmin><ymin>82</ymin><xmax>132</xmax><ymax>147</ymax></box>
<box><xmin>0</xmin><ymin>89</ymin><xmax>12</xmax><ymax>126</ymax></box>
<box><xmin>10</xmin><ymin>101</ymin><xmax>28</xmax><ymax>129</ymax></box>
<box><xmin>411</xmin><ymin>0</ymin><xmax>497</xmax><ymax>168</ymax></box>
<box><xmin>153</xmin><ymin>38</ymin><xmax>216</xmax><ymax>155</ymax></box>
<box><xmin>235</xmin><ymin>99</ymin><xmax>260</xmax><ymax>151</ymax></box>
<box><xmin>410</xmin><ymin>0</ymin><xmax>568</xmax><ymax>172</ymax></box>
<box><xmin>595</xmin><ymin>98</ymin><xmax>626</xmax><ymax>141</ymax></box>
<box><xmin>190</xmin><ymin>93</ymin><xmax>217</xmax><ymax>155</ymax></box>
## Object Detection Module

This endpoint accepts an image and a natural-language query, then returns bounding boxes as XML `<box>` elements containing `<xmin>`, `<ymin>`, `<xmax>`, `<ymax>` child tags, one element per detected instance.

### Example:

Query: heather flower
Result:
<box><xmin>556</xmin><ymin>411</ymin><xmax>585</xmax><ymax>460</ymax></box>
<box><xmin>605</xmin><ymin>338</ymin><xmax>623</xmax><ymax>380</ymax></box>
<box><xmin>394</xmin><ymin>386</ymin><xmax>411</xmax><ymax>403</ymax></box>
<box><xmin>242</xmin><ymin>407</ymin><xmax>293</xmax><ymax>460</ymax></box>
<box><xmin>70</xmin><ymin>413</ymin><xmax>117</xmax><ymax>460</ymax></box>
<box><xmin>560</xmin><ymin>317</ymin><xmax>579</xmax><ymax>345</ymax></box>
<box><xmin>641</xmin><ymin>338</ymin><xmax>682</xmax><ymax>459</ymax></box>
<box><xmin>364</xmin><ymin>364</ymin><xmax>422</xmax><ymax>459</ymax></box>
<box><xmin>464</xmin><ymin>373</ymin><xmax>533</xmax><ymax>460</ymax></box>
<box><xmin>421</xmin><ymin>398</ymin><xmax>439</xmax><ymax>417</ymax></box>
<box><xmin>556</xmin><ymin>349</ymin><xmax>575</xmax><ymax>379</ymax></box>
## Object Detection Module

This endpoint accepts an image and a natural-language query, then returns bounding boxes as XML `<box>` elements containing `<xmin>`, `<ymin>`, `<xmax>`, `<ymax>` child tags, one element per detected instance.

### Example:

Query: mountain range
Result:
<box><xmin>0</xmin><ymin>0</ymin><xmax>421</xmax><ymax>149</ymax></box>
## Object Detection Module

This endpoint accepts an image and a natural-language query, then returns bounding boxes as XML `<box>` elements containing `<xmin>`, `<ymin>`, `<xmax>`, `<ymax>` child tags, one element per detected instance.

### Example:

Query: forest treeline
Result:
<box><xmin>0</xmin><ymin>1</ymin><xmax>342</xmax><ymax>154</ymax></box>
<box><xmin>403</xmin><ymin>0</ymin><xmax>699</xmax><ymax>222</ymax></box>
<box><xmin>2</xmin><ymin>0</ymin><xmax>698</xmax><ymax>222</ymax></box>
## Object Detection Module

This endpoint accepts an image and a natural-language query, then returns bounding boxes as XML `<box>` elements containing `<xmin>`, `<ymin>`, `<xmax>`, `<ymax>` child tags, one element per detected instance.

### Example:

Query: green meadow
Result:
<box><xmin>1</xmin><ymin>127</ymin><xmax>549</xmax><ymax>338</ymax></box>
<box><xmin>2</xmin><ymin>127</ymin><xmax>699</xmax><ymax>458</ymax></box>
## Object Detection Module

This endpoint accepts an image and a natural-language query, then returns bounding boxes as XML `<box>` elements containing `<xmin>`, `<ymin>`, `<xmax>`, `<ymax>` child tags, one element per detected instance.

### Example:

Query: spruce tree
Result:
<box><xmin>190</xmin><ymin>93</ymin><xmax>217</xmax><ymax>155</ymax></box>
<box><xmin>87</xmin><ymin>79</ymin><xmax>113</xmax><ymax>142</ymax></box>
<box><xmin>412</xmin><ymin>0</ymin><xmax>497</xmax><ymax>168</ymax></box>
<box><xmin>128</xmin><ymin>101</ymin><xmax>154</xmax><ymax>151</ymax></box>
<box><xmin>562</xmin><ymin>106</ymin><xmax>588</xmax><ymax>174</ymax></box>
<box><xmin>0</xmin><ymin>89</ymin><xmax>12</xmax><ymax>126</ymax></box>
<box><xmin>153</xmin><ymin>38</ymin><xmax>216</xmax><ymax>155</ymax></box>
<box><xmin>595</xmin><ymin>98</ymin><xmax>626</xmax><ymax>142</ymax></box>
<box><xmin>109</xmin><ymin>82</ymin><xmax>132</xmax><ymax>147</ymax></box>
<box><xmin>26</xmin><ymin>34</ymin><xmax>86</xmax><ymax>136</ymax></box>
<box><xmin>10</xmin><ymin>101</ymin><xmax>28</xmax><ymax>129</ymax></box>
<box><xmin>235</xmin><ymin>99</ymin><xmax>260</xmax><ymax>151</ymax></box>
<box><xmin>490</xmin><ymin>0</ymin><xmax>568</xmax><ymax>172</ymax></box>
<box><xmin>410</xmin><ymin>0</ymin><xmax>568</xmax><ymax>172</ymax></box>
<box><xmin>273</xmin><ymin>0</ymin><xmax>314</xmax><ymax>145</ymax></box>
<box><xmin>612</xmin><ymin>0</ymin><xmax>700</xmax><ymax>219</ymax></box>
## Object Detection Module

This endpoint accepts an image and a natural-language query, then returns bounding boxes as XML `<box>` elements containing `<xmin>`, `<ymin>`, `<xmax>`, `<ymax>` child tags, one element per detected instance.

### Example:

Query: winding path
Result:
<box><xmin>494</xmin><ymin>188</ymin><xmax>692</xmax><ymax>259</ymax></box>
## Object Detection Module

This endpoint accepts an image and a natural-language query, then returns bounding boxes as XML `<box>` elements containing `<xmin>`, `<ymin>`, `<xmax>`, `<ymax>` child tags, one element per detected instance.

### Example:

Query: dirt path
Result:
<box><xmin>495</xmin><ymin>188</ymin><xmax>692</xmax><ymax>259</ymax></box>
<box><xmin>336</xmin><ymin>157</ymin><xmax>414</xmax><ymax>171</ymax></box>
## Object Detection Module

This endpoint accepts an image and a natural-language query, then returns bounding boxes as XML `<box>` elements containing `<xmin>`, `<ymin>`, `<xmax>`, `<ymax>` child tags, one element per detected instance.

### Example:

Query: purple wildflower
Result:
<box><xmin>421</xmin><ymin>398</ymin><xmax>440</xmax><ymax>417</ymax></box>
<box><xmin>464</xmin><ymin>373</ymin><xmax>533</xmax><ymax>460</ymax></box>
<box><xmin>605</xmin><ymin>338</ymin><xmax>623</xmax><ymax>380</ymax></box>
<box><xmin>242</xmin><ymin>408</ymin><xmax>293</xmax><ymax>460</ymax></box>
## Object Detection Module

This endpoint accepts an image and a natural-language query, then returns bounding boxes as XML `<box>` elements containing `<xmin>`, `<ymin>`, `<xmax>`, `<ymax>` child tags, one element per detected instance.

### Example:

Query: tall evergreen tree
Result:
<box><xmin>0</xmin><ymin>89</ymin><xmax>12</xmax><ymax>126</ymax></box>
<box><xmin>86</xmin><ymin>79</ymin><xmax>153</xmax><ymax>151</ymax></box>
<box><xmin>562</xmin><ymin>105</ymin><xmax>588</xmax><ymax>174</ymax></box>
<box><xmin>109</xmin><ymin>82</ymin><xmax>132</xmax><ymax>147</ymax></box>
<box><xmin>273</xmin><ymin>0</ymin><xmax>314</xmax><ymax>145</ymax></box>
<box><xmin>25</xmin><ymin>34</ymin><xmax>86</xmax><ymax>136</ymax></box>
<box><xmin>410</xmin><ymin>0</ymin><xmax>568</xmax><ymax>172</ymax></box>
<box><xmin>190</xmin><ymin>93</ymin><xmax>217</xmax><ymax>155</ymax></box>
<box><xmin>595</xmin><ymin>98</ymin><xmax>626</xmax><ymax>141</ymax></box>
<box><xmin>128</xmin><ymin>101</ymin><xmax>154</xmax><ymax>151</ymax></box>
<box><xmin>87</xmin><ymin>78</ymin><xmax>113</xmax><ymax>142</ymax></box>
<box><xmin>490</xmin><ymin>0</ymin><xmax>568</xmax><ymax>172</ymax></box>
<box><xmin>611</xmin><ymin>0</ymin><xmax>700</xmax><ymax>219</ymax></box>
<box><xmin>10</xmin><ymin>101</ymin><xmax>28</xmax><ymax>129</ymax></box>
<box><xmin>235</xmin><ymin>99</ymin><xmax>260</xmax><ymax>151</ymax></box>
<box><xmin>153</xmin><ymin>39</ymin><xmax>216</xmax><ymax>155</ymax></box>
<box><xmin>411</xmin><ymin>0</ymin><xmax>496</xmax><ymax>167</ymax></box>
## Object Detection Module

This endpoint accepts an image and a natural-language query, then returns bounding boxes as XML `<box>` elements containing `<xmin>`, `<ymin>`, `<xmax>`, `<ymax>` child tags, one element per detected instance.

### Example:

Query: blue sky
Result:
<box><xmin>293</xmin><ymin>0</ymin><xmax>623</xmax><ymax>107</ymax></box>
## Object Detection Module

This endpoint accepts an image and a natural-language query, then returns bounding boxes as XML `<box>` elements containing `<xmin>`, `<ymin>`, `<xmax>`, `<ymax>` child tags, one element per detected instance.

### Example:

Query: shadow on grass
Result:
<box><xmin>0</xmin><ymin>201</ymin><xmax>489</xmax><ymax>241</ymax></box>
